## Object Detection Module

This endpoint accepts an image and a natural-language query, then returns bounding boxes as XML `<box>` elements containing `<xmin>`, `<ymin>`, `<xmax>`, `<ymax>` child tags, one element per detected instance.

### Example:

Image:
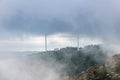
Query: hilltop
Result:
<box><xmin>27</xmin><ymin>45</ymin><xmax>107</xmax><ymax>76</ymax></box>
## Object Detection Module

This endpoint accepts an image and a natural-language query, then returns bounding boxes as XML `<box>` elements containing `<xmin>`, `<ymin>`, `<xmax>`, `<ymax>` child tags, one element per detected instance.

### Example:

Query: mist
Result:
<box><xmin>0</xmin><ymin>53</ymin><xmax>66</xmax><ymax>80</ymax></box>
<box><xmin>0</xmin><ymin>0</ymin><xmax>120</xmax><ymax>80</ymax></box>
<box><xmin>0</xmin><ymin>0</ymin><xmax>120</xmax><ymax>53</ymax></box>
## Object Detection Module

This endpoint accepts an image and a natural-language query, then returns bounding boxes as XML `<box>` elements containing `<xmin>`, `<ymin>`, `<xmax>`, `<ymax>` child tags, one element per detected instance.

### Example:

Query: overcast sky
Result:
<box><xmin>0</xmin><ymin>0</ymin><xmax>120</xmax><ymax>51</ymax></box>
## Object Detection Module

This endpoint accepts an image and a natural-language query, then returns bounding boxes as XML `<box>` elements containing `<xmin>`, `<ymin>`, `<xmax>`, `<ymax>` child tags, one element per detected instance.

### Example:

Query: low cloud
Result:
<box><xmin>0</xmin><ymin>34</ymin><xmax>102</xmax><ymax>51</ymax></box>
<box><xmin>0</xmin><ymin>0</ymin><xmax>120</xmax><ymax>52</ymax></box>
<box><xmin>0</xmin><ymin>0</ymin><xmax>120</xmax><ymax>36</ymax></box>
<box><xmin>0</xmin><ymin>55</ymin><xmax>65</xmax><ymax>80</ymax></box>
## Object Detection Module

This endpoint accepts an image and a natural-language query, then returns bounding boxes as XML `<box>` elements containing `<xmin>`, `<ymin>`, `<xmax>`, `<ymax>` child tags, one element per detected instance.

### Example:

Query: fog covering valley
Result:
<box><xmin>0</xmin><ymin>45</ymin><xmax>108</xmax><ymax>80</ymax></box>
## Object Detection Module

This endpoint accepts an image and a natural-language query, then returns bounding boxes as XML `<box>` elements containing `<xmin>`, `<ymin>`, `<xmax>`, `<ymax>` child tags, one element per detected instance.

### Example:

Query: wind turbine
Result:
<box><xmin>45</xmin><ymin>34</ymin><xmax>47</xmax><ymax>52</ymax></box>
<box><xmin>77</xmin><ymin>34</ymin><xmax>79</xmax><ymax>51</ymax></box>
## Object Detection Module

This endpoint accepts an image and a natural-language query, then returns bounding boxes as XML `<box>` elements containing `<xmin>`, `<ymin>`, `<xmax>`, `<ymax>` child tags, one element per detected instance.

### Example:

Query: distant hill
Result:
<box><xmin>0</xmin><ymin>51</ymin><xmax>39</xmax><ymax>59</ymax></box>
<box><xmin>27</xmin><ymin>45</ymin><xmax>107</xmax><ymax>76</ymax></box>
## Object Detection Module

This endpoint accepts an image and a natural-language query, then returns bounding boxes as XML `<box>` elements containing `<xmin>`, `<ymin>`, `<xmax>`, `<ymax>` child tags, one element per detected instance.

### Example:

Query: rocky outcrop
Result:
<box><xmin>74</xmin><ymin>54</ymin><xmax>120</xmax><ymax>80</ymax></box>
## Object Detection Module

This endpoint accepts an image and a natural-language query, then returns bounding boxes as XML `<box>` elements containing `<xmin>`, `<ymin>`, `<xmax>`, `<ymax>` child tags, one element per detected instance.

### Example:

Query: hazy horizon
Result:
<box><xmin>0</xmin><ymin>0</ymin><xmax>120</xmax><ymax>52</ymax></box>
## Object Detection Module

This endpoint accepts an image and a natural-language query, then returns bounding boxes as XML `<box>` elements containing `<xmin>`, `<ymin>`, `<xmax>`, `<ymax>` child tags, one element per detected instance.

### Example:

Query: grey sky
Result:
<box><xmin>0</xmin><ymin>0</ymin><xmax>119</xmax><ymax>35</ymax></box>
<box><xmin>0</xmin><ymin>0</ymin><xmax>120</xmax><ymax>51</ymax></box>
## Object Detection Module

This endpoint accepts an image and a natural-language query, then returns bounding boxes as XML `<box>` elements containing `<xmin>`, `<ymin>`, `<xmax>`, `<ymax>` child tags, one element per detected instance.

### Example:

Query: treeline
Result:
<box><xmin>30</xmin><ymin>45</ymin><xmax>107</xmax><ymax>76</ymax></box>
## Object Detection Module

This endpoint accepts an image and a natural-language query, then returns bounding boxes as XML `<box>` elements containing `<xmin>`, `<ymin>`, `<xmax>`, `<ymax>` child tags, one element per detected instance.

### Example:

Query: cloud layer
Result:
<box><xmin>0</xmin><ymin>0</ymin><xmax>120</xmax><ymax>51</ymax></box>
<box><xmin>0</xmin><ymin>0</ymin><xmax>120</xmax><ymax>36</ymax></box>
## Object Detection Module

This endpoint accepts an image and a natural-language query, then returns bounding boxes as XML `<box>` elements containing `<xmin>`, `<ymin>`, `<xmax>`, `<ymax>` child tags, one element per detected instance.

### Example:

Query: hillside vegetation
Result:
<box><xmin>73</xmin><ymin>54</ymin><xmax>120</xmax><ymax>80</ymax></box>
<box><xmin>28</xmin><ymin>45</ymin><xmax>107</xmax><ymax>76</ymax></box>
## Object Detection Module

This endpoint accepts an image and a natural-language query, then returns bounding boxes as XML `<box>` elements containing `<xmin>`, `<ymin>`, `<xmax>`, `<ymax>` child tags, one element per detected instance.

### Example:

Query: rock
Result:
<box><xmin>74</xmin><ymin>54</ymin><xmax>120</xmax><ymax>80</ymax></box>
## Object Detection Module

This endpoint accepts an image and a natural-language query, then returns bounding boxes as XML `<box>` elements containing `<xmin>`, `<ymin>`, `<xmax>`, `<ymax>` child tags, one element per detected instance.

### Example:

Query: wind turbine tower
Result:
<box><xmin>77</xmin><ymin>35</ymin><xmax>79</xmax><ymax>51</ymax></box>
<box><xmin>45</xmin><ymin>34</ymin><xmax>47</xmax><ymax>52</ymax></box>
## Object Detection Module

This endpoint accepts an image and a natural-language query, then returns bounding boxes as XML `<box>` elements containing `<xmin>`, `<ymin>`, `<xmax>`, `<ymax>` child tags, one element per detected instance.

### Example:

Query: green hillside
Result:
<box><xmin>28</xmin><ymin>45</ymin><xmax>107</xmax><ymax>76</ymax></box>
